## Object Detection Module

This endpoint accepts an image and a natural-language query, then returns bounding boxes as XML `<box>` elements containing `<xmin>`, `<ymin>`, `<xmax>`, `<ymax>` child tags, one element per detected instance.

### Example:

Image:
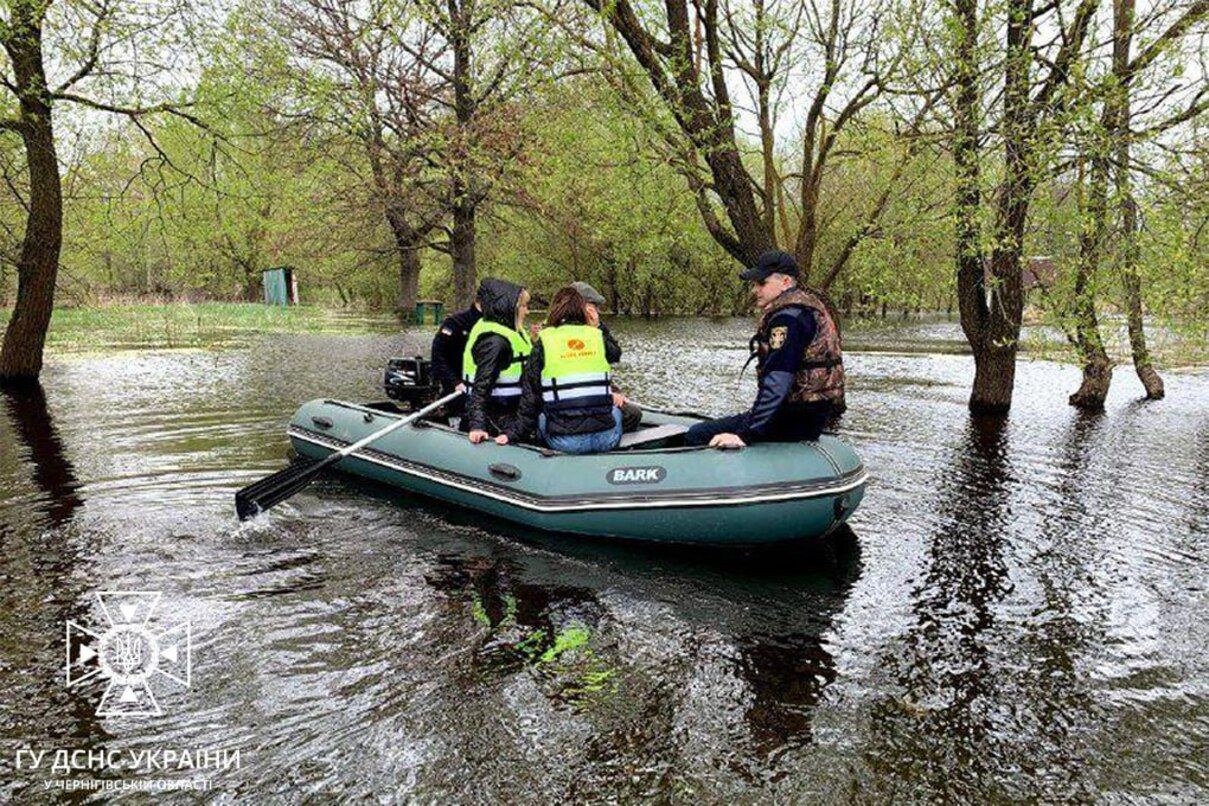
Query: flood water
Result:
<box><xmin>1</xmin><ymin>316</ymin><xmax>1206</xmax><ymax>802</ymax></box>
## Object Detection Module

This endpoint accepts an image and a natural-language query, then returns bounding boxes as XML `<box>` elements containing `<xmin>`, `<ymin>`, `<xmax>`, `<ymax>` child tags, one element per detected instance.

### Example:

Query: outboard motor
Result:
<box><xmin>384</xmin><ymin>356</ymin><xmax>438</xmax><ymax>410</ymax></box>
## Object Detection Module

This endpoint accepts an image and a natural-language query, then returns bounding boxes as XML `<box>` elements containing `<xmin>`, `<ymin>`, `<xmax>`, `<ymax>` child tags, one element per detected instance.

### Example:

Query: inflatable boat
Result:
<box><xmin>284</xmin><ymin>398</ymin><xmax>867</xmax><ymax>546</ymax></box>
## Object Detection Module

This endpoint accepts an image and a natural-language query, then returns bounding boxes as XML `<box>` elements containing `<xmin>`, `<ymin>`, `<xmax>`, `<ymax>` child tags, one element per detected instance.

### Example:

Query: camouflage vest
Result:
<box><xmin>754</xmin><ymin>287</ymin><xmax>845</xmax><ymax>404</ymax></box>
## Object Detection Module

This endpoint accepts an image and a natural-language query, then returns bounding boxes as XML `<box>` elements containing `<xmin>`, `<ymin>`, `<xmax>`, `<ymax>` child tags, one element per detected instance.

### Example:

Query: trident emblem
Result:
<box><xmin>66</xmin><ymin>592</ymin><xmax>192</xmax><ymax>717</ymax></box>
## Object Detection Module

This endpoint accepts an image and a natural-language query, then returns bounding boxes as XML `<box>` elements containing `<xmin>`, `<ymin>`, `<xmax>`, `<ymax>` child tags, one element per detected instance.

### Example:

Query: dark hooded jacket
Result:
<box><xmin>465</xmin><ymin>278</ymin><xmax>527</xmax><ymax>434</ymax></box>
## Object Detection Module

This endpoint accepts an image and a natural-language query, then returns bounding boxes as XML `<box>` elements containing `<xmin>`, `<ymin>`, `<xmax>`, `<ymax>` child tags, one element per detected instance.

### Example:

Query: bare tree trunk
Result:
<box><xmin>954</xmin><ymin>0</ymin><xmax>1098</xmax><ymax>413</ymax></box>
<box><xmin>605</xmin><ymin>257</ymin><xmax>619</xmax><ymax>314</ymax></box>
<box><xmin>1120</xmin><ymin>235</ymin><xmax>1163</xmax><ymax>397</ymax></box>
<box><xmin>957</xmin><ymin>0</ymin><xmax>1028</xmax><ymax>414</ymax></box>
<box><xmin>0</xmin><ymin>9</ymin><xmax>63</xmax><ymax>382</ymax></box>
<box><xmin>448</xmin><ymin>0</ymin><xmax>479</xmax><ymax>310</ymax></box>
<box><xmin>951</xmin><ymin>0</ymin><xmax>999</xmax><ymax>410</ymax></box>
<box><xmin>396</xmin><ymin>240</ymin><xmax>422</xmax><ymax>315</ymax></box>
<box><xmin>1112</xmin><ymin>0</ymin><xmax>1164</xmax><ymax>399</ymax></box>
<box><xmin>381</xmin><ymin>207</ymin><xmax>423</xmax><ymax>314</ymax></box>
<box><xmin>1069</xmin><ymin>158</ymin><xmax>1113</xmax><ymax>409</ymax></box>
<box><xmin>951</xmin><ymin>0</ymin><xmax>979</xmax><ymax>282</ymax></box>
<box><xmin>590</xmin><ymin>0</ymin><xmax>773</xmax><ymax>265</ymax></box>
<box><xmin>450</xmin><ymin>200</ymin><xmax>476</xmax><ymax>309</ymax></box>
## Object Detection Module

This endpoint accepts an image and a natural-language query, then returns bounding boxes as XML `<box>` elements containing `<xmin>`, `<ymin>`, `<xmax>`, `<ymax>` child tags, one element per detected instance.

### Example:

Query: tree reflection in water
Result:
<box><xmin>1</xmin><ymin>379</ymin><xmax>83</xmax><ymax>528</ymax></box>
<box><xmin>420</xmin><ymin>521</ymin><xmax>860</xmax><ymax>789</ymax></box>
<box><xmin>0</xmin><ymin>380</ymin><xmax>108</xmax><ymax>782</ymax></box>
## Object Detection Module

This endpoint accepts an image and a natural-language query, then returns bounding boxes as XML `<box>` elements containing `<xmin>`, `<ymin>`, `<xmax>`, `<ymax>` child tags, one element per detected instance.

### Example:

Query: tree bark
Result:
<box><xmin>390</xmin><ymin>223</ymin><xmax>422</xmax><ymax>315</ymax></box>
<box><xmin>448</xmin><ymin>0</ymin><xmax>479</xmax><ymax>310</ymax></box>
<box><xmin>590</xmin><ymin>0</ymin><xmax>773</xmax><ymax>265</ymax></box>
<box><xmin>951</xmin><ymin>0</ymin><xmax>1009</xmax><ymax>413</ymax></box>
<box><xmin>450</xmin><ymin>200</ymin><xmax>476</xmax><ymax>310</ymax></box>
<box><xmin>0</xmin><ymin>7</ymin><xmax>63</xmax><ymax>381</ymax></box>
<box><xmin>1112</xmin><ymin>0</ymin><xmax>1164</xmax><ymax>399</ymax></box>
<box><xmin>954</xmin><ymin>0</ymin><xmax>1098</xmax><ymax>413</ymax></box>
<box><xmin>1069</xmin><ymin>159</ymin><xmax>1113</xmax><ymax>410</ymax></box>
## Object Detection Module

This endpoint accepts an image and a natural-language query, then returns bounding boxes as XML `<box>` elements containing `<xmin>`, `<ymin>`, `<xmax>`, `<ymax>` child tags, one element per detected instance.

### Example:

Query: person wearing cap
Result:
<box><xmin>571</xmin><ymin>281</ymin><xmax>642</xmax><ymax>433</ymax></box>
<box><xmin>684</xmin><ymin>250</ymin><xmax>844</xmax><ymax>448</ymax></box>
<box><xmin>501</xmin><ymin>286</ymin><xmax>624</xmax><ymax>453</ymax></box>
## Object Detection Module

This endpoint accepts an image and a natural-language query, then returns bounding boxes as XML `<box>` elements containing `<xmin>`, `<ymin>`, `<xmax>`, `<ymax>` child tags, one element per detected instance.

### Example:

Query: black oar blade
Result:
<box><xmin>235</xmin><ymin>457</ymin><xmax>328</xmax><ymax>520</ymax></box>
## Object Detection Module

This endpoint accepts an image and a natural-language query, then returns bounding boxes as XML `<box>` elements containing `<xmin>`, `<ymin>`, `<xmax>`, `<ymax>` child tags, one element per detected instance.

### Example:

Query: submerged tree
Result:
<box><xmin>1065</xmin><ymin>0</ymin><xmax>1204</xmax><ymax>405</ymax></box>
<box><xmin>256</xmin><ymin>0</ymin><xmax>552</xmax><ymax>311</ymax></box>
<box><xmin>949</xmin><ymin>0</ymin><xmax>1100</xmax><ymax>413</ymax></box>
<box><xmin>0</xmin><ymin>0</ymin><xmax>208</xmax><ymax>380</ymax></box>
<box><xmin>1106</xmin><ymin>0</ymin><xmax>1206</xmax><ymax>400</ymax></box>
<box><xmin>259</xmin><ymin>0</ymin><xmax>454</xmax><ymax>314</ymax></box>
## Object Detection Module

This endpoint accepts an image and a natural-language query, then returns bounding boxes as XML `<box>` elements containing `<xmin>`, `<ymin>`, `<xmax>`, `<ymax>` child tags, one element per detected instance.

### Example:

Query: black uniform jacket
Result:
<box><xmin>430</xmin><ymin>305</ymin><xmax>482</xmax><ymax>392</ymax></box>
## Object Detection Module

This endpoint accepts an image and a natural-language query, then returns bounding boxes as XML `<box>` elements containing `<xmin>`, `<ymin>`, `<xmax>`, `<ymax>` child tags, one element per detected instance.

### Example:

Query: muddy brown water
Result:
<box><xmin>1</xmin><ymin>316</ymin><xmax>1206</xmax><ymax>802</ymax></box>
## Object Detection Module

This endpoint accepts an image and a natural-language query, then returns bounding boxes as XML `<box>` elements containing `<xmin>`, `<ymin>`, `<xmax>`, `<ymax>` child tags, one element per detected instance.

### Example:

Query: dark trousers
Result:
<box><xmin>684</xmin><ymin>405</ymin><xmax>828</xmax><ymax>447</ymax></box>
<box><xmin>684</xmin><ymin>413</ymin><xmax>753</xmax><ymax>447</ymax></box>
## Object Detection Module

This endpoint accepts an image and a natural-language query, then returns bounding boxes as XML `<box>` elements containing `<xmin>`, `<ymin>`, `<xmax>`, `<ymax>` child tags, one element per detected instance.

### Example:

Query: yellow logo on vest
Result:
<box><xmin>559</xmin><ymin>338</ymin><xmax>597</xmax><ymax>360</ymax></box>
<box><xmin>769</xmin><ymin>326</ymin><xmax>788</xmax><ymax>349</ymax></box>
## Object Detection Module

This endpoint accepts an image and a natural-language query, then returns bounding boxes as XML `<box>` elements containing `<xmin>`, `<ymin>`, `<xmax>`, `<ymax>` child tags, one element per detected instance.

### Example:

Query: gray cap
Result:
<box><xmin>571</xmin><ymin>281</ymin><xmax>607</xmax><ymax>306</ymax></box>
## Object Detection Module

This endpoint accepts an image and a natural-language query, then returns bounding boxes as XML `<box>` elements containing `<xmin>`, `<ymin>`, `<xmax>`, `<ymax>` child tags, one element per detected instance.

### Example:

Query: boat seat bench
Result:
<box><xmin>616</xmin><ymin>423</ymin><xmax>688</xmax><ymax>449</ymax></box>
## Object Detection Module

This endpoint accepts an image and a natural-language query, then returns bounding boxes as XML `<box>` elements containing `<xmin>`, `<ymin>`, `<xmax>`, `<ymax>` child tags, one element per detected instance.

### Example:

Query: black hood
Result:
<box><xmin>476</xmin><ymin>277</ymin><xmax>524</xmax><ymax>328</ymax></box>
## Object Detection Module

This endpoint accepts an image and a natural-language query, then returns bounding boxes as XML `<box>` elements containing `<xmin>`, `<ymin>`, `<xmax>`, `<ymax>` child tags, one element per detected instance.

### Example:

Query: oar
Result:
<box><xmin>235</xmin><ymin>390</ymin><xmax>462</xmax><ymax>520</ymax></box>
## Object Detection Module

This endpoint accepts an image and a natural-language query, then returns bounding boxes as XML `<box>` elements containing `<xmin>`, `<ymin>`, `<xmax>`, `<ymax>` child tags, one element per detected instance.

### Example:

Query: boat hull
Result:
<box><xmin>287</xmin><ymin>399</ymin><xmax>867</xmax><ymax>546</ymax></box>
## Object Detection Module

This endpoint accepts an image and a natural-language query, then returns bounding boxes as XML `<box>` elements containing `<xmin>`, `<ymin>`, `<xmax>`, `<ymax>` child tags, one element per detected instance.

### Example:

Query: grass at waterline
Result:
<box><xmin>0</xmin><ymin>302</ymin><xmax>403</xmax><ymax>353</ymax></box>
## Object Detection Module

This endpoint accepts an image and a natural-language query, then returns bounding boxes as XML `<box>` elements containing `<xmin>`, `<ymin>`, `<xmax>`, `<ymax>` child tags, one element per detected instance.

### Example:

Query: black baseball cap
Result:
<box><xmin>739</xmin><ymin>250</ymin><xmax>800</xmax><ymax>282</ymax></box>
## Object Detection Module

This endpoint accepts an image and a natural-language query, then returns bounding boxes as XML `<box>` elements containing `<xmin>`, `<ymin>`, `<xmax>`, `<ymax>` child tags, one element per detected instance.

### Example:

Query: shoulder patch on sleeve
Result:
<box><xmin>769</xmin><ymin>325</ymin><xmax>788</xmax><ymax>350</ymax></box>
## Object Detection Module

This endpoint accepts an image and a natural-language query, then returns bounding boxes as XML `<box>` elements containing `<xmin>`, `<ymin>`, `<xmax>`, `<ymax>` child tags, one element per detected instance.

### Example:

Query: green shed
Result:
<box><xmin>262</xmin><ymin>267</ymin><xmax>299</xmax><ymax>306</ymax></box>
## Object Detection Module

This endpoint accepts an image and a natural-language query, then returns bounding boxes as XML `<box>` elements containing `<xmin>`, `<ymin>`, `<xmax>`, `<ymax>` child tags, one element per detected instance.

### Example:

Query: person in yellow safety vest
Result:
<box><xmin>571</xmin><ymin>281</ymin><xmax>642</xmax><ymax>433</ymax></box>
<box><xmin>497</xmin><ymin>287</ymin><xmax>624</xmax><ymax>454</ymax></box>
<box><xmin>463</xmin><ymin>278</ymin><xmax>532</xmax><ymax>443</ymax></box>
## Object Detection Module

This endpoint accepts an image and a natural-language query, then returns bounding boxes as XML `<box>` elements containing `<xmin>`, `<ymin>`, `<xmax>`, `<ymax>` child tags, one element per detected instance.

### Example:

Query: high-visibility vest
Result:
<box><xmin>537</xmin><ymin>324</ymin><xmax>612</xmax><ymax>413</ymax></box>
<box><xmin>462</xmin><ymin>319</ymin><xmax>532</xmax><ymax>400</ymax></box>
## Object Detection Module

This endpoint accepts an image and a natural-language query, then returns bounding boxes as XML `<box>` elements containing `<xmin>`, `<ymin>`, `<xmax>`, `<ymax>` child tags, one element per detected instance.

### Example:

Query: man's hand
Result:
<box><xmin>612</xmin><ymin>391</ymin><xmax>628</xmax><ymax>408</ymax></box>
<box><xmin>494</xmin><ymin>434</ymin><xmax>510</xmax><ymax>445</ymax></box>
<box><xmin>455</xmin><ymin>382</ymin><xmax>467</xmax><ymax>394</ymax></box>
<box><xmin>709</xmin><ymin>433</ymin><xmax>746</xmax><ymax>449</ymax></box>
<box><xmin>585</xmin><ymin>305</ymin><xmax>600</xmax><ymax>327</ymax></box>
<box><xmin>469</xmin><ymin>430</ymin><xmax>489</xmax><ymax>444</ymax></box>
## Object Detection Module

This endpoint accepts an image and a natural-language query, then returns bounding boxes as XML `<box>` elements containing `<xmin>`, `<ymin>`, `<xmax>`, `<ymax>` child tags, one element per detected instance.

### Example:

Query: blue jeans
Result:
<box><xmin>539</xmin><ymin>408</ymin><xmax>623</xmax><ymax>454</ymax></box>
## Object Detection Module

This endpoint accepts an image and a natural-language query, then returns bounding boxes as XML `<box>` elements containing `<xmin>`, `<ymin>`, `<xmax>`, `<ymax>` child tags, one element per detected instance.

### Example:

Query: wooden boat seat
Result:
<box><xmin>616</xmin><ymin>423</ymin><xmax>688</xmax><ymax>450</ymax></box>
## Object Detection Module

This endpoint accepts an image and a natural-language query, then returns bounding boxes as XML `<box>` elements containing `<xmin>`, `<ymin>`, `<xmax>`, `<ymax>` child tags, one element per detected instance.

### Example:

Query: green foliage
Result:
<box><xmin>0</xmin><ymin>0</ymin><xmax>1201</xmax><ymax>338</ymax></box>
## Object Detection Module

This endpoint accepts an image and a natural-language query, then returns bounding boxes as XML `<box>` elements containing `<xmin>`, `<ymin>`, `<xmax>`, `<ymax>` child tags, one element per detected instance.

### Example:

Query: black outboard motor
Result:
<box><xmin>384</xmin><ymin>356</ymin><xmax>438</xmax><ymax>410</ymax></box>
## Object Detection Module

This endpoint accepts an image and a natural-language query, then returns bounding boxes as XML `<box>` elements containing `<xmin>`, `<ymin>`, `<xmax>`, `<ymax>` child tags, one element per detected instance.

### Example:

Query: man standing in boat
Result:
<box><xmin>684</xmin><ymin>250</ymin><xmax>844</xmax><ymax>448</ymax></box>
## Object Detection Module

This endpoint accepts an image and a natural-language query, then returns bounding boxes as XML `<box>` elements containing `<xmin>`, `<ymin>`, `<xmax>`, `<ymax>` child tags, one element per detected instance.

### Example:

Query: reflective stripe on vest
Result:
<box><xmin>537</xmin><ymin>325</ymin><xmax>612</xmax><ymax>411</ymax></box>
<box><xmin>462</xmin><ymin>319</ymin><xmax>532</xmax><ymax>399</ymax></box>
